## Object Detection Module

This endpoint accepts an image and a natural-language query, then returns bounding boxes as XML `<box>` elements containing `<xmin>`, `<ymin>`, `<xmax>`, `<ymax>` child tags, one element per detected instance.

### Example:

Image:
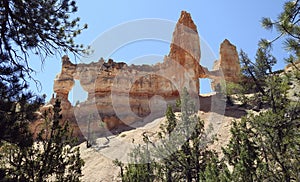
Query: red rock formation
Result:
<box><xmin>168</xmin><ymin>11</ymin><xmax>207</xmax><ymax>93</ymax></box>
<box><xmin>210</xmin><ymin>39</ymin><xmax>241</xmax><ymax>89</ymax></box>
<box><xmin>38</xmin><ymin>11</ymin><xmax>241</xmax><ymax>139</ymax></box>
<box><xmin>219</xmin><ymin>39</ymin><xmax>240</xmax><ymax>82</ymax></box>
<box><xmin>53</xmin><ymin>55</ymin><xmax>75</xmax><ymax>112</ymax></box>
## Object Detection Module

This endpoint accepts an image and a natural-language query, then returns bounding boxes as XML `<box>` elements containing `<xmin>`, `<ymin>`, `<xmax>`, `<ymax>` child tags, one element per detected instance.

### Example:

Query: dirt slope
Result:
<box><xmin>79</xmin><ymin>105</ymin><xmax>243</xmax><ymax>182</ymax></box>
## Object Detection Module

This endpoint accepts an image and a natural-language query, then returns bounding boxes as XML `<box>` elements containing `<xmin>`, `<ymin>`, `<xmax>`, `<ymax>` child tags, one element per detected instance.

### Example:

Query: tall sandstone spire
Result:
<box><xmin>167</xmin><ymin>11</ymin><xmax>205</xmax><ymax>95</ymax></box>
<box><xmin>211</xmin><ymin>39</ymin><xmax>241</xmax><ymax>88</ymax></box>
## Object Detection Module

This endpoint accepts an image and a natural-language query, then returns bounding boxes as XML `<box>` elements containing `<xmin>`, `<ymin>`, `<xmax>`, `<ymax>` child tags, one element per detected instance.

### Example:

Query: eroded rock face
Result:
<box><xmin>211</xmin><ymin>39</ymin><xmax>241</xmax><ymax>89</ymax></box>
<box><xmin>168</xmin><ymin>11</ymin><xmax>208</xmax><ymax>91</ymax></box>
<box><xmin>48</xmin><ymin>11</ymin><xmax>241</xmax><ymax>138</ymax></box>
<box><xmin>53</xmin><ymin>56</ymin><xmax>76</xmax><ymax>112</ymax></box>
<box><xmin>219</xmin><ymin>39</ymin><xmax>241</xmax><ymax>82</ymax></box>
<box><xmin>54</xmin><ymin>58</ymin><xmax>184</xmax><ymax>131</ymax></box>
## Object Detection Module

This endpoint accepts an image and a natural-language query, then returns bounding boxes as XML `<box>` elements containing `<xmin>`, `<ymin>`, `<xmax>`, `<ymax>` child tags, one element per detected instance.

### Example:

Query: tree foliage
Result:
<box><xmin>260</xmin><ymin>0</ymin><xmax>299</xmax><ymax>62</ymax></box>
<box><xmin>0</xmin><ymin>0</ymin><xmax>86</xmax><ymax>180</ymax></box>
<box><xmin>238</xmin><ymin>46</ymin><xmax>283</xmax><ymax>111</ymax></box>
<box><xmin>0</xmin><ymin>100</ymin><xmax>84</xmax><ymax>181</ymax></box>
<box><xmin>115</xmin><ymin>89</ymin><xmax>230</xmax><ymax>182</ymax></box>
<box><xmin>0</xmin><ymin>0</ymin><xmax>87</xmax><ymax>76</ymax></box>
<box><xmin>223</xmin><ymin>96</ymin><xmax>300</xmax><ymax>181</ymax></box>
<box><xmin>0</xmin><ymin>0</ymin><xmax>87</xmax><ymax>145</ymax></box>
<box><xmin>0</xmin><ymin>59</ymin><xmax>44</xmax><ymax>147</ymax></box>
<box><xmin>223</xmin><ymin>1</ymin><xmax>300</xmax><ymax>181</ymax></box>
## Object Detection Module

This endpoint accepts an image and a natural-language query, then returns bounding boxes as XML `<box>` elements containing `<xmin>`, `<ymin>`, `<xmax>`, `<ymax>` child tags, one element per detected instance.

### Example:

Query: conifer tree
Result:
<box><xmin>0</xmin><ymin>0</ymin><xmax>87</xmax><ymax>76</ymax></box>
<box><xmin>1</xmin><ymin>100</ymin><xmax>84</xmax><ymax>181</ymax></box>
<box><xmin>0</xmin><ymin>1</ymin><xmax>86</xmax><ymax>180</ymax></box>
<box><xmin>117</xmin><ymin>88</ymin><xmax>228</xmax><ymax>181</ymax></box>
<box><xmin>260</xmin><ymin>0</ymin><xmax>299</xmax><ymax>62</ymax></box>
<box><xmin>223</xmin><ymin>2</ymin><xmax>300</xmax><ymax>180</ymax></box>
<box><xmin>0</xmin><ymin>62</ymin><xmax>44</xmax><ymax>148</ymax></box>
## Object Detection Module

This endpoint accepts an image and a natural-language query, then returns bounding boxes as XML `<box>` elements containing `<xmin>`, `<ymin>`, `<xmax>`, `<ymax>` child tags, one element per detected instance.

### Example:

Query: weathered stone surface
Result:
<box><xmin>285</xmin><ymin>60</ymin><xmax>300</xmax><ymax>73</ymax></box>
<box><xmin>210</xmin><ymin>39</ymin><xmax>241</xmax><ymax>89</ymax></box>
<box><xmin>219</xmin><ymin>39</ymin><xmax>241</xmax><ymax>82</ymax></box>
<box><xmin>168</xmin><ymin>11</ymin><xmax>208</xmax><ymax>92</ymax></box>
<box><xmin>38</xmin><ymin>11</ymin><xmax>241</xmax><ymax>138</ymax></box>
<box><xmin>52</xmin><ymin>55</ymin><xmax>76</xmax><ymax>111</ymax></box>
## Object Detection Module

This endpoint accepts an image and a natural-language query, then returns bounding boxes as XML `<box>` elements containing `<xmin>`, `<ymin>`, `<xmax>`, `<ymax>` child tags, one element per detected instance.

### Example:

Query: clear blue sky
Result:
<box><xmin>29</xmin><ymin>1</ymin><xmax>287</xmax><ymax>103</ymax></box>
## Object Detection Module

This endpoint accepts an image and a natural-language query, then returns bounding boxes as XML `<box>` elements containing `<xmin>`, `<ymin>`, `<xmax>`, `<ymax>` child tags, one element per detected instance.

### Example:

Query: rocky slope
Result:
<box><xmin>79</xmin><ymin>104</ymin><xmax>244</xmax><ymax>181</ymax></box>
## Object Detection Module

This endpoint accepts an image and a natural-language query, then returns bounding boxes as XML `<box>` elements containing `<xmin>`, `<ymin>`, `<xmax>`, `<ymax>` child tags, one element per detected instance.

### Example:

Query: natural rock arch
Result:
<box><xmin>51</xmin><ymin>11</ymin><xmax>241</xmax><ymax>131</ymax></box>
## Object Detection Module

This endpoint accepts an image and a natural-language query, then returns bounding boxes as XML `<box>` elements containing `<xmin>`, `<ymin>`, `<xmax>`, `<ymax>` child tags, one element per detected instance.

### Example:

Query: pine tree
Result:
<box><xmin>0</xmin><ymin>1</ymin><xmax>87</xmax><ymax>180</ymax></box>
<box><xmin>120</xmin><ymin>142</ymin><xmax>157</xmax><ymax>182</ymax></box>
<box><xmin>223</xmin><ymin>1</ymin><xmax>300</xmax><ymax>180</ymax></box>
<box><xmin>223</xmin><ymin>96</ymin><xmax>300</xmax><ymax>181</ymax></box>
<box><xmin>260</xmin><ymin>0</ymin><xmax>299</xmax><ymax>62</ymax></box>
<box><xmin>0</xmin><ymin>61</ymin><xmax>44</xmax><ymax>148</ymax></box>
<box><xmin>203</xmin><ymin>155</ymin><xmax>231</xmax><ymax>182</ymax></box>
<box><xmin>0</xmin><ymin>0</ymin><xmax>87</xmax><ymax>148</ymax></box>
<box><xmin>1</xmin><ymin>100</ymin><xmax>84</xmax><ymax>181</ymax></box>
<box><xmin>238</xmin><ymin>46</ymin><xmax>283</xmax><ymax>111</ymax></box>
<box><xmin>0</xmin><ymin>0</ymin><xmax>87</xmax><ymax>76</ymax></box>
<box><xmin>116</xmin><ymin>88</ymin><xmax>233</xmax><ymax>181</ymax></box>
<box><xmin>254</xmin><ymin>47</ymin><xmax>277</xmax><ymax>78</ymax></box>
<box><xmin>222</xmin><ymin>119</ymin><xmax>260</xmax><ymax>181</ymax></box>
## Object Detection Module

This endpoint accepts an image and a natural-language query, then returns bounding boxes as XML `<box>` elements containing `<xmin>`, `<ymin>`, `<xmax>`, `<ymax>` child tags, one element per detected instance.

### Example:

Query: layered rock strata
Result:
<box><xmin>47</xmin><ymin>11</ymin><xmax>241</xmax><ymax>137</ymax></box>
<box><xmin>211</xmin><ymin>39</ymin><xmax>241</xmax><ymax>89</ymax></box>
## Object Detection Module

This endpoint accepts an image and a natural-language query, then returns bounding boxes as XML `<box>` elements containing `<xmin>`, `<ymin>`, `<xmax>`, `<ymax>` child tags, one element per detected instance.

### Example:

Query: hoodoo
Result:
<box><xmin>46</xmin><ymin>11</ymin><xmax>241</xmax><ymax>137</ymax></box>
